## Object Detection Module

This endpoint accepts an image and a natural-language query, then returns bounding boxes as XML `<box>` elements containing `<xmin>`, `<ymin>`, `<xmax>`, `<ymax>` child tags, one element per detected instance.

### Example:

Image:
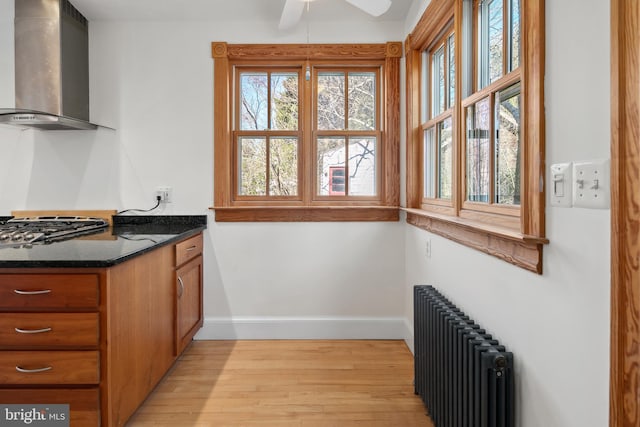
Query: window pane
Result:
<box><xmin>421</xmin><ymin>51</ymin><xmax>429</xmax><ymax>123</ymax></box>
<box><xmin>348</xmin><ymin>73</ymin><xmax>376</xmax><ymax>130</ymax></box>
<box><xmin>466</xmin><ymin>98</ymin><xmax>491</xmax><ymax>202</ymax></box>
<box><xmin>239</xmin><ymin>137</ymin><xmax>267</xmax><ymax>195</ymax></box>
<box><xmin>348</xmin><ymin>137</ymin><xmax>377</xmax><ymax>196</ymax></box>
<box><xmin>432</xmin><ymin>46</ymin><xmax>445</xmax><ymax>117</ymax></box>
<box><xmin>438</xmin><ymin>117</ymin><xmax>453</xmax><ymax>199</ymax></box>
<box><xmin>318</xmin><ymin>72</ymin><xmax>345</xmax><ymax>130</ymax></box>
<box><xmin>271</xmin><ymin>73</ymin><xmax>298</xmax><ymax>131</ymax></box>
<box><xmin>424</xmin><ymin>127</ymin><xmax>436</xmax><ymax>198</ymax></box>
<box><xmin>496</xmin><ymin>86</ymin><xmax>521</xmax><ymax>205</ymax></box>
<box><xmin>317</xmin><ymin>137</ymin><xmax>346</xmax><ymax>195</ymax></box>
<box><xmin>510</xmin><ymin>0</ymin><xmax>520</xmax><ymax>71</ymax></box>
<box><xmin>488</xmin><ymin>0</ymin><xmax>503</xmax><ymax>83</ymax></box>
<box><xmin>240</xmin><ymin>73</ymin><xmax>268</xmax><ymax>130</ymax></box>
<box><xmin>448</xmin><ymin>34</ymin><xmax>455</xmax><ymax>109</ymax></box>
<box><xmin>270</xmin><ymin>137</ymin><xmax>298</xmax><ymax>196</ymax></box>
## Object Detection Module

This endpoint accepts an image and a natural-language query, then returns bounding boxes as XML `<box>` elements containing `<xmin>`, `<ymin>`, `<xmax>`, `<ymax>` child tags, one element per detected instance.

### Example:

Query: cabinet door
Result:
<box><xmin>175</xmin><ymin>255</ymin><xmax>203</xmax><ymax>355</ymax></box>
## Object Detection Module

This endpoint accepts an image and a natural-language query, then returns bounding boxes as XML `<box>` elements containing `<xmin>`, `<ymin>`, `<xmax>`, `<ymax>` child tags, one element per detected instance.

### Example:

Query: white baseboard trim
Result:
<box><xmin>403</xmin><ymin>317</ymin><xmax>414</xmax><ymax>354</ymax></box>
<box><xmin>195</xmin><ymin>316</ymin><xmax>408</xmax><ymax>340</ymax></box>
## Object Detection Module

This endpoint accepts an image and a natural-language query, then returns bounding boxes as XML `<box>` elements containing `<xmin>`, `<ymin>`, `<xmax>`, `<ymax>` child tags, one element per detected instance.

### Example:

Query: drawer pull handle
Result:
<box><xmin>177</xmin><ymin>276</ymin><xmax>185</xmax><ymax>298</ymax></box>
<box><xmin>15</xmin><ymin>327</ymin><xmax>52</xmax><ymax>334</ymax></box>
<box><xmin>16</xmin><ymin>366</ymin><xmax>52</xmax><ymax>374</ymax></box>
<box><xmin>186</xmin><ymin>245</ymin><xmax>198</xmax><ymax>251</ymax></box>
<box><xmin>13</xmin><ymin>289</ymin><xmax>51</xmax><ymax>296</ymax></box>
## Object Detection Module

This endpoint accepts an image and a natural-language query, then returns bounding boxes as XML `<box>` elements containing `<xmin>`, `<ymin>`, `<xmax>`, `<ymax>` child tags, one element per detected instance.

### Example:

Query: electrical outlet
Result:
<box><xmin>156</xmin><ymin>186</ymin><xmax>173</xmax><ymax>203</ymax></box>
<box><xmin>425</xmin><ymin>238</ymin><xmax>432</xmax><ymax>258</ymax></box>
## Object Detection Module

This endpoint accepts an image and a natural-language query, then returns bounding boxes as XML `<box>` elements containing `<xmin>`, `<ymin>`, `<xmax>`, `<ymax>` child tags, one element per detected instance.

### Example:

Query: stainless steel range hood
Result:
<box><xmin>0</xmin><ymin>0</ymin><xmax>98</xmax><ymax>130</ymax></box>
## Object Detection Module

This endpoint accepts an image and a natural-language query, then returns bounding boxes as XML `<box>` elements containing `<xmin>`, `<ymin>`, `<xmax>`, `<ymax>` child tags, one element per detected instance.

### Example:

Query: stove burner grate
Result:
<box><xmin>0</xmin><ymin>216</ymin><xmax>109</xmax><ymax>247</ymax></box>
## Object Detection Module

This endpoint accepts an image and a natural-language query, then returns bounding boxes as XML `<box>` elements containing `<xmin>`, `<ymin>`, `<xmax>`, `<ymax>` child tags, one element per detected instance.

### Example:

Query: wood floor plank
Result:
<box><xmin>126</xmin><ymin>340</ymin><xmax>434</xmax><ymax>427</ymax></box>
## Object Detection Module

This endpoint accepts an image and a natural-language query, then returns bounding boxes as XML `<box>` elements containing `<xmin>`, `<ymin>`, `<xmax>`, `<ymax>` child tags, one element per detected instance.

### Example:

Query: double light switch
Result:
<box><xmin>550</xmin><ymin>159</ymin><xmax>610</xmax><ymax>209</ymax></box>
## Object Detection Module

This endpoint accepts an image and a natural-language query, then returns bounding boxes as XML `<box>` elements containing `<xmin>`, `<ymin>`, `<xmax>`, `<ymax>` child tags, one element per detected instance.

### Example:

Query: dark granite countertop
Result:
<box><xmin>0</xmin><ymin>215</ymin><xmax>207</xmax><ymax>268</ymax></box>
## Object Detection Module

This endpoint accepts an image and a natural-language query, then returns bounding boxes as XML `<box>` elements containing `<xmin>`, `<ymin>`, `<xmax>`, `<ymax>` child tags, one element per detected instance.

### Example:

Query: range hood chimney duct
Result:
<box><xmin>0</xmin><ymin>0</ymin><xmax>98</xmax><ymax>130</ymax></box>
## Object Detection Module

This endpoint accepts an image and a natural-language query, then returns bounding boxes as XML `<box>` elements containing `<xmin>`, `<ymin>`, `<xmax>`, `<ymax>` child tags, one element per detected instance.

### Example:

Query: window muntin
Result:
<box><xmin>238</xmin><ymin>136</ymin><xmax>299</xmax><ymax>197</ymax></box>
<box><xmin>315</xmin><ymin>68</ymin><xmax>380</xmax><ymax>199</ymax></box>
<box><xmin>236</xmin><ymin>69</ymin><xmax>301</xmax><ymax>199</ymax></box>
<box><xmin>423</xmin><ymin>28</ymin><xmax>455</xmax><ymax>204</ymax></box>
<box><xmin>464</xmin><ymin>0</ymin><xmax>521</xmax><ymax>209</ymax></box>
<box><xmin>240</xmin><ymin>72</ymin><xmax>299</xmax><ymax>131</ymax></box>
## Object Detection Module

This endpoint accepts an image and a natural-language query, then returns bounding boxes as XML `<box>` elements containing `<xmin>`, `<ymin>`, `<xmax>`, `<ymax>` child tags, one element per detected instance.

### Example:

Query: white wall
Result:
<box><xmin>0</xmin><ymin>2</ymin><xmax>408</xmax><ymax>339</ymax></box>
<box><xmin>404</xmin><ymin>1</ymin><xmax>611</xmax><ymax>427</ymax></box>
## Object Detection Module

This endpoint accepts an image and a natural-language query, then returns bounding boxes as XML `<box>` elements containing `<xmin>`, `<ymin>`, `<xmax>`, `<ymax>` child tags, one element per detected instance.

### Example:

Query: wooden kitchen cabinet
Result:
<box><xmin>0</xmin><ymin>232</ymin><xmax>204</xmax><ymax>427</ymax></box>
<box><xmin>0</xmin><ymin>388</ymin><xmax>100</xmax><ymax>426</ymax></box>
<box><xmin>0</xmin><ymin>273</ymin><xmax>102</xmax><ymax>426</ymax></box>
<box><xmin>174</xmin><ymin>233</ymin><xmax>203</xmax><ymax>356</ymax></box>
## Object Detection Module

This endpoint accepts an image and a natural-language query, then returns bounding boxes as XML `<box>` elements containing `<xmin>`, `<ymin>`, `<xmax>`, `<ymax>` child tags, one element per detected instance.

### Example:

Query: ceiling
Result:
<box><xmin>70</xmin><ymin>0</ymin><xmax>414</xmax><ymax>24</ymax></box>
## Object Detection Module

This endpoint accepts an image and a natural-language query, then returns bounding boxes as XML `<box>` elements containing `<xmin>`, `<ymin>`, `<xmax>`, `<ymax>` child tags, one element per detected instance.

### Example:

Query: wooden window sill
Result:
<box><xmin>402</xmin><ymin>208</ymin><xmax>548</xmax><ymax>274</ymax></box>
<box><xmin>211</xmin><ymin>206</ymin><xmax>400</xmax><ymax>222</ymax></box>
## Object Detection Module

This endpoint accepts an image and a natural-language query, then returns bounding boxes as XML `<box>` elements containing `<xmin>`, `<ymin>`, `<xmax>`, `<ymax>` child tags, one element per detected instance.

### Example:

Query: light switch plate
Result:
<box><xmin>550</xmin><ymin>163</ymin><xmax>572</xmax><ymax>207</ymax></box>
<box><xmin>572</xmin><ymin>159</ymin><xmax>610</xmax><ymax>209</ymax></box>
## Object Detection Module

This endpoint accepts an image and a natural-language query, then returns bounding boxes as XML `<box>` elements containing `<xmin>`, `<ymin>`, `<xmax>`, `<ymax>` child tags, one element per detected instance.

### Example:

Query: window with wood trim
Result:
<box><xmin>212</xmin><ymin>43</ymin><xmax>402</xmax><ymax>222</ymax></box>
<box><xmin>422</xmin><ymin>28</ymin><xmax>455</xmax><ymax>204</ymax></box>
<box><xmin>405</xmin><ymin>0</ymin><xmax>547</xmax><ymax>273</ymax></box>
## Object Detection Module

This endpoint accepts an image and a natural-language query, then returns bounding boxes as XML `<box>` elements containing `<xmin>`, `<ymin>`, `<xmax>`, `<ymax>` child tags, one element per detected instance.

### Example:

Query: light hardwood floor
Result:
<box><xmin>126</xmin><ymin>340</ymin><xmax>434</xmax><ymax>427</ymax></box>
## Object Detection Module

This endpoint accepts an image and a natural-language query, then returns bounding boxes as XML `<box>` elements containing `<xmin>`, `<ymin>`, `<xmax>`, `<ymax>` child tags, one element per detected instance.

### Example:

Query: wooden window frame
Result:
<box><xmin>314</xmin><ymin>66</ymin><xmax>382</xmax><ymax>202</ymax></box>
<box><xmin>405</xmin><ymin>0</ymin><xmax>547</xmax><ymax>273</ymax></box>
<box><xmin>212</xmin><ymin>42</ymin><xmax>402</xmax><ymax>222</ymax></box>
<box><xmin>422</xmin><ymin>26</ymin><xmax>456</xmax><ymax>212</ymax></box>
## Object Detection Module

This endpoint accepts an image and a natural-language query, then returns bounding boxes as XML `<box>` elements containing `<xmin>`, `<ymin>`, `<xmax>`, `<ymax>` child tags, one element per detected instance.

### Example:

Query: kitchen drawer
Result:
<box><xmin>175</xmin><ymin>233</ymin><xmax>203</xmax><ymax>266</ymax></box>
<box><xmin>0</xmin><ymin>388</ymin><xmax>99</xmax><ymax>427</ymax></box>
<box><xmin>0</xmin><ymin>275</ymin><xmax>99</xmax><ymax>310</ymax></box>
<box><xmin>0</xmin><ymin>350</ymin><xmax>99</xmax><ymax>385</ymax></box>
<box><xmin>0</xmin><ymin>313</ymin><xmax>99</xmax><ymax>348</ymax></box>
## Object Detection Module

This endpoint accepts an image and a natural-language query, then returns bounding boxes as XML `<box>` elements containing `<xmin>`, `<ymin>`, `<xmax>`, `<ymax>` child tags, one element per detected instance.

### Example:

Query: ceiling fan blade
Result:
<box><xmin>279</xmin><ymin>0</ymin><xmax>306</xmax><ymax>30</ymax></box>
<box><xmin>344</xmin><ymin>0</ymin><xmax>392</xmax><ymax>17</ymax></box>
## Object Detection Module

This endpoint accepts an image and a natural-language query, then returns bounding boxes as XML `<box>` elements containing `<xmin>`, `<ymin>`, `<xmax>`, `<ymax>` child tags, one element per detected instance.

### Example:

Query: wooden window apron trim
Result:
<box><xmin>213</xmin><ymin>206</ymin><xmax>400</xmax><ymax>222</ymax></box>
<box><xmin>404</xmin><ymin>208</ymin><xmax>547</xmax><ymax>273</ymax></box>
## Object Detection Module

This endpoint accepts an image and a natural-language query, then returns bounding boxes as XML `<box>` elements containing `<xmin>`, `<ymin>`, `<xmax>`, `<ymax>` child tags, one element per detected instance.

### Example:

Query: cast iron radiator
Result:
<box><xmin>414</xmin><ymin>285</ymin><xmax>514</xmax><ymax>427</ymax></box>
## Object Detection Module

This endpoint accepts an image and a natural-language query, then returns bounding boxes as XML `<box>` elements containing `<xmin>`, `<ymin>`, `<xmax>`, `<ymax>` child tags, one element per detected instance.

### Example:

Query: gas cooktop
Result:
<box><xmin>0</xmin><ymin>216</ymin><xmax>109</xmax><ymax>248</ymax></box>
